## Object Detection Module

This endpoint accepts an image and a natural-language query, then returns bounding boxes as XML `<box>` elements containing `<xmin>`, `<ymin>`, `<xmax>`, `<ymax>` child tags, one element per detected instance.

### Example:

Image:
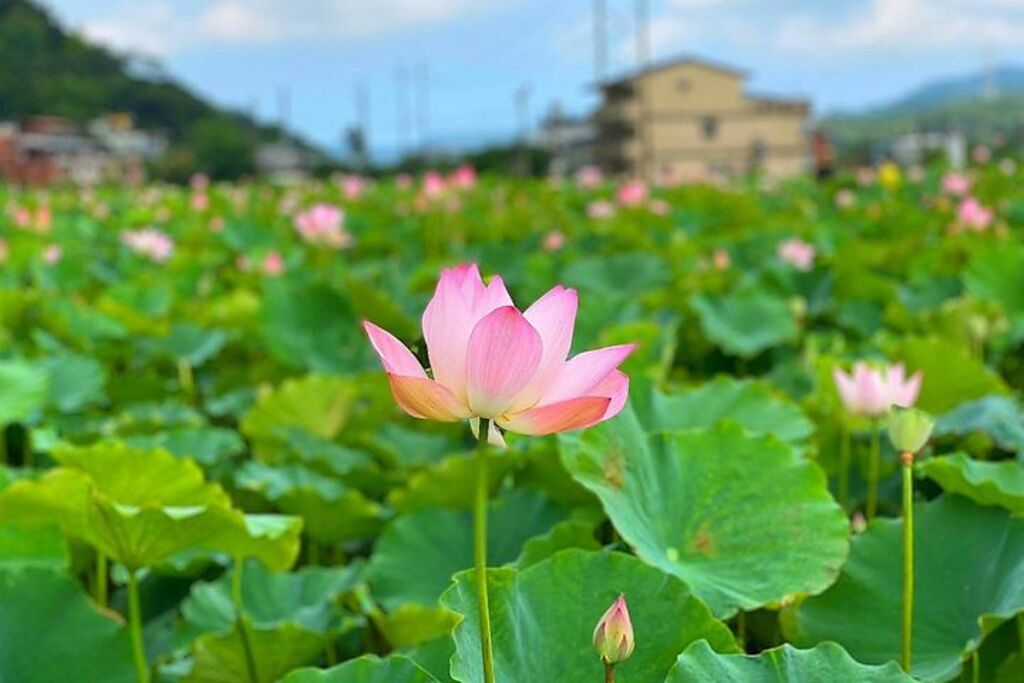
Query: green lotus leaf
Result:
<box><xmin>0</xmin><ymin>524</ymin><xmax>68</xmax><ymax>570</ymax></box>
<box><xmin>183</xmin><ymin>621</ymin><xmax>328</xmax><ymax>683</ymax></box>
<box><xmin>934</xmin><ymin>396</ymin><xmax>1024</xmax><ymax>457</ymax></box>
<box><xmin>281</xmin><ymin>655</ymin><xmax>439</xmax><ymax>683</ymax></box>
<box><xmin>964</xmin><ymin>243</ymin><xmax>1024</xmax><ymax>314</ymax></box>
<box><xmin>372</xmin><ymin>603</ymin><xmax>460</xmax><ymax>649</ymax></box>
<box><xmin>666</xmin><ymin>640</ymin><xmax>914</xmax><ymax>682</ymax></box>
<box><xmin>367</xmin><ymin>489</ymin><xmax>566</xmax><ymax>610</ymax></box>
<box><xmin>156</xmin><ymin>322</ymin><xmax>229</xmax><ymax>366</ymax></box>
<box><xmin>242</xmin><ymin>375</ymin><xmax>356</xmax><ymax>447</ymax></box>
<box><xmin>786</xmin><ymin>495</ymin><xmax>1024</xmax><ymax>682</ymax></box>
<box><xmin>387</xmin><ymin>449</ymin><xmax>514</xmax><ymax>512</ymax></box>
<box><xmin>0</xmin><ymin>568</ymin><xmax>134</xmax><ymax>682</ymax></box>
<box><xmin>0</xmin><ymin>359</ymin><xmax>49</xmax><ymax>424</ymax></box>
<box><xmin>123</xmin><ymin>426</ymin><xmax>245</xmax><ymax>468</ymax></box>
<box><xmin>40</xmin><ymin>352</ymin><xmax>106</xmax><ymax>413</ymax></box>
<box><xmin>691</xmin><ymin>290</ymin><xmax>798</xmax><ymax>358</ymax></box>
<box><xmin>890</xmin><ymin>337</ymin><xmax>1007</xmax><ymax>413</ymax></box>
<box><xmin>560</xmin><ymin>407</ymin><xmax>849</xmax><ymax>617</ymax></box>
<box><xmin>441</xmin><ymin>549</ymin><xmax>738</xmax><ymax>683</ymax></box>
<box><xmin>514</xmin><ymin>519</ymin><xmax>600</xmax><ymax>568</ymax></box>
<box><xmin>235</xmin><ymin>462</ymin><xmax>384</xmax><ymax>543</ymax></box>
<box><xmin>920</xmin><ymin>453</ymin><xmax>1024</xmax><ymax>514</ymax></box>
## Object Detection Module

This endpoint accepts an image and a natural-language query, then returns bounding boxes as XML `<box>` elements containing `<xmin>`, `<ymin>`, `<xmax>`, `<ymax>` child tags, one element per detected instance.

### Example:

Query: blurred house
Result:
<box><xmin>0</xmin><ymin>114</ymin><xmax>164</xmax><ymax>186</ymax></box>
<box><xmin>594</xmin><ymin>57</ymin><xmax>811</xmax><ymax>180</ymax></box>
<box><xmin>539</xmin><ymin>104</ymin><xmax>596</xmax><ymax>175</ymax></box>
<box><xmin>256</xmin><ymin>141</ymin><xmax>313</xmax><ymax>184</ymax></box>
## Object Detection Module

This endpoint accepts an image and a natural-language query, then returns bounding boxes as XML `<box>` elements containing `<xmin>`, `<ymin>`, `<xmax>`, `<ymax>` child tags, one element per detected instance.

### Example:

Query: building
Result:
<box><xmin>594</xmin><ymin>56</ymin><xmax>811</xmax><ymax>181</ymax></box>
<box><xmin>255</xmin><ymin>141</ymin><xmax>314</xmax><ymax>185</ymax></box>
<box><xmin>538</xmin><ymin>104</ymin><xmax>596</xmax><ymax>175</ymax></box>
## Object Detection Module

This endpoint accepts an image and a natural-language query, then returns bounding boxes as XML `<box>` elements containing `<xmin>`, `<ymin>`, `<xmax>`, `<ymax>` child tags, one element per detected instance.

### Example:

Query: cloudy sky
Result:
<box><xmin>42</xmin><ymin>0</ymin><xmax>1024</xmax><ymax>157</ymax></box>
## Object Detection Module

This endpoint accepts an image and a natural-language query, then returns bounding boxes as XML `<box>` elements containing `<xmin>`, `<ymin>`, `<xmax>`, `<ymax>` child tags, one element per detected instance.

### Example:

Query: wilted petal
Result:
<box><xmin>363</xmin><ymin>321</ymin><xmax>426</xmax><ymax>377</ymax></box>
<box><xmin>502</xmin><ymin>396</ymin><xmax>611</xmax><ymax>435</ymax></box>
<box><xmin>387</xmin><ymin>375</ymin><xmax>471</xmax><ymax>421</ymax></box>
<box><xmin>466</xmin><ymin>306</ymin><xmax>543</xmax><ymax>418</ymax></box>
<box><xmin>539</xmin><ymin>344</ymin><xmax>635</xmax><ymax>406</ymax></box>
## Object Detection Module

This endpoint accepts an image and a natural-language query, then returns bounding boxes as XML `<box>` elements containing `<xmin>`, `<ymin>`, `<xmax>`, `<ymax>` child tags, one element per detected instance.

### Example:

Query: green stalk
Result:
<box><xmin>232</xmin><ymin>558</ymin><xmax>259</xmax><ymax>683</ymax></box>
<box><xmin>127</xmin><ymin>571</ymin><xmax>150</xmax><ymax>683</ymax></box>
<box><xmin>474</xmin><ymin>419</ymin><xmax>496</xmax><ymax>683</ymax></box>
<box><xmin>866</xmin><ymin>419</ymin><xmax>881</xmax><ymax>520</ymax></box>
<box><xmin>838</xmin><ymin>422</ymin><xmax>851</xmax><ymax>510</ymax></box>
<box><xmin>94</xmin><ymin>551</ymin><xmax>108</xmax><ymax>608</ymax></box>
<box><xmin>177</xmin><ymin>359</ymin><xmax>195</xmax><ymax>398</ymax></box>
<box><xmin>971</xmin><ymin>650</ymin><xmax>979</xmax><ymax>683</ymax></box>
<box><xmin>604</xmin><ymin>661</ymin><xmax>615</xmax><ymax>683</ymax></box>
<box><xmin>900</xmin><ymin>452</ymin><xmax>914</xmax><ymax>672</ymax></box>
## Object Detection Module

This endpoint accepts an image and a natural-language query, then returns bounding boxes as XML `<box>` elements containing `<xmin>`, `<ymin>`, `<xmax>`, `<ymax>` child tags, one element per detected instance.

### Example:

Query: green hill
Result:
<box><xmin>0</xmin><ymin>0</ymin><xmax>326</xmax><ymax>180</ymax></box>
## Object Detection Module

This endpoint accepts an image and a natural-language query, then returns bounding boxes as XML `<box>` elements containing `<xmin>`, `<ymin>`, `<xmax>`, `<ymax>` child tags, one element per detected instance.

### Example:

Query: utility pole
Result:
<box><xmin>634</xmin><ymin>0</ymin><xmax>652</xmax><ymax>180</ymax></box>
<box><xmin>593</xmin><ymin>0</ymin><xmax>608</xmax><ymax>84</ymax></box>
<box><xmin>416</xmin><ymin>63</ymin><xmax>431</xmax><ymax>159</ymax></box>
<box><xmin>515</xmin><ymin>84</ymin><xmax>533</xmax><ymax>176</ymax></box>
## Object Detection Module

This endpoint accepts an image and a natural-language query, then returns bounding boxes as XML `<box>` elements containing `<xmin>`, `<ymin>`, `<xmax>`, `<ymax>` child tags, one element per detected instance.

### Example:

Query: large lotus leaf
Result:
<box><xmin>786</xmin><ymin>495</ymin><xmax>1024</xmax><ymax>682</ymax></box>
<box><xmin>40</xmin><ymin>352</ymin><xmax>106</xmax><ymax>413</ymax></box>
<box><xmin>282</xmin><ymin>655</ymin><xmax>439</xmax><ymax>683</ymax></box>
<box><xmin>514</xmin><ymin>519</ymin><xmax>600</xmax><ymax>568</ymax></box>
<box><xmin>890</xmin><ymin>337</ymin><xmax>1007</xmax><ymax>413</ymax></box>
<box><xmin>920</xmin><ymin>454</ymin><xmax>1024</xmax><ymax>514</ymax></box>
<box><xmin>441</xmin><ymin>549</ymin><xmax>738</xmax><ymax>683</ymax></box>
<box><xmin>0</xmin><ymin>524</ymin><xmax>68</xmax><ymax>570</ymax></box>
<box><xmin>235</xmin><ymin>462</ymin><xmax>383</xmax><ymax>543</ymax></box>
<box><xmin>0</xmin><ymin>569</ymin><xmax>135</xmax><ymax>682</ymax></box>
<box><xmin>180</xmin><ymin>559</ymin><xmax>362</xmax><ymax>642</ymax></box>
<box><xmin>691</xmin><ymin>291</ymin><xmax>798</xmax><ymax>358</ymax></box>
<box><xmin>387</xmin><ymin>450</ymin><xmax>514</xmax><ymax>512</ymax></box>
<box><xmin>647</xmin><ymin>377</ymin><xmax>814</xmax><ymax>448</ymax></box>
<box><xmin>934</xmin><ymin>396</ymin><xmax>1024</xmax><ymax>457</ymax></box>
<box><xmin>367</xmin><ymin>489</ymin><xmax>565</xmax><ymax>610</ymax></box>
<box><xmin>667</xmin><ymin>640</ymin><xmax>914</xmax><ymax>682</ymax></box>
<box><xmin>0</xmin><ymin>359</ymin><xmax>49</xmax><ymax>424</ymax></box>
<box><xmin>559</xmin><ymin>408</ymin><xmax>849</xmax><ymax>617</ymax></box>
<box><xmin>156</xmin><ymin>323</ymin><xmax>229</xmax><ymax>366</ymax></box>
<box><xmin>372</xmin><ymin>603</ymin><xmax>460</xmax><ymax>649</ymax></box>
<box><xmin>124</xmin><ymin>426</ymin><xmax>245</xmax><ymax>468</ymax></box>
<box><xmin>184</xmin><ymin>621</ymin><xmax>327</xmax><ymax>683</ymax></box>
<box><xmin>964</xmin><ymin>243</ymin><xmax>1024</xmax><ymax>314</ymax></box>
<box><xmin>242</xmin><ymin>375</ymin><xmax>356</xmax><ymax>444</ymax></box>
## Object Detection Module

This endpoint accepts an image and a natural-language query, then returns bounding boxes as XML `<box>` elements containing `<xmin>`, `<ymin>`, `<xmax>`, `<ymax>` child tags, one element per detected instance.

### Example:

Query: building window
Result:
<box><xmin>702</xmin><ymin>116</ymin><xmax>718</xmax><ymax>140</ymax></box>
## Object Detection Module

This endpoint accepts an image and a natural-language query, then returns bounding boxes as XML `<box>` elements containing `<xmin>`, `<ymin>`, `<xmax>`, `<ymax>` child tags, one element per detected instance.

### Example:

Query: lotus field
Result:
<box><xmin>1</xmin><ymin>160</ymin><xmax>1024</xmax><ymax>683</ymax></box>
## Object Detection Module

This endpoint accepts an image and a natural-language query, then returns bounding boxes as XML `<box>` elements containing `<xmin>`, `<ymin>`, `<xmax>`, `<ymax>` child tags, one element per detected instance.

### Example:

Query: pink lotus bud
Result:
<box><xmin>42</xmin><ymin>244</ymin><xmax>61</xmax><ymax>265</ymax></box>
<box><xmin>617</xmin><ymin>179</ymin><xmax>648</xmax><ymax>207</ymax></box>
<box><xmin>956</xmin><ymin>197</ymin><xmax>993</xmax><ymax>232</ymax></box>
<box><xmin>262</xmin><ymin>250</ymin><xmax>285</xmax><ymax>276</ymax></box>
<box><xmin>575</xmin><ymin>165</ymin><xmax>603</xmax><ymax>189</ymax></box>
<box><xmin>587</xmin><ymin>200</ymin><xmax>615</xmax><ymax>220</ymax></box>
<box><xmin>593</xmin><ymin>595</ymin><xmax>634</xmax><ymax>665</ymax></box>
<box><xmin>450</xmin><ymin>164</ymin><xmax>477</xmax><ymax>189</ymax></box>
<box><xmin>941</xmin><ymin>172</ymin><xmax>970</xmax><ymax>196</ymax></box>
<box><xmin>542</xmin><ymin>230</ymin><xmax>566</xmax><ymax>252</ymax></box>
<box><xmin>777</xmin><ymin>238</ymin><xmax>816</xmax><ymax>271</ymax></box>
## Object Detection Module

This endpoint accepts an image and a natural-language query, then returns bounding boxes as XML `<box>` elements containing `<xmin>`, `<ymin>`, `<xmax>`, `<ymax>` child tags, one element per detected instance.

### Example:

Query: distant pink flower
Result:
<box><xmin>294</xmin><ymin>204</ymin><xmax>352</xmax><ymax>248</ymax></box>
<box><xmin>122</xmin><ymin>227</ymin><xmax>174</xmax><ymax>263</ymax></box>
<box><xmin>341</xmin><ymin>174</ymin><xmax>366</xmax><ymax>200</ymax></box>
<box><xmin>422</xmin><ymin>171</ymin><xmax>446</xmax><ymax>198</ymax></box>
<box><xmin>712</xmin><ymin>248</ymin><xmax>731</xmax><ymax>271</ymax></box>
<box><xmin>941</xmin><ymin>172</ymin><xmax>971</xmax><ymax>196</ymax></box>
<box><xmin>543</xmin><ymin>230</ymin><xmax>566</xmax><ymax>252</ymax></box>
<box><xmin>649</xmin><ymin>198</ymin><xmax>669</xmax><ymax>215</ymax></box>
<box><xmin>957</xmin><ymin>197</ymin><xmax>993</xmax><ymax>232</ymax></box>
<box><xmin>191</xmin><ymin>192</ymin><xmax>209</xmax><ymax>212</ymax></box>
<box><xmin>835</xmin><ymin>189</ymin><xmax>856</xmax><ymax>209</ymax></box>
<box><xmin>210</xmin><ymin>216</ymin><xmax>225</xmax><ymax>233</ymax></box>
<box><xmin>34</xmin><ymin>206</ymin><xmax>51</xmax><ymax>233</ymax></box>
<box><xmin>450</xmin><ymin>164</ymin><xmax>477</xmax><ymax>189</ymax></box>
<box><xmin>587</xmin><ymin>200</ymin><xmax>615</xmax><ymax>220</ymax></box>
<box><xmin>777</xmin><ymin>238</ymin><xmax>816</xmax><ymax>271</ymax></box>
<box><xmin>262</xmin><ymin>250</ymin><xmax>285</xmax><ymax>276</ymax></box>
<box><xmin>13</xmin><ymin>207</ymin><xmax>30</xmax><ymax>228</ymax></box>
<box><xmin>363</xmin><ymin>264</ymin><xmax>633</xmax><ymax>447</ymax></box>
<box><xmin>617</xmin><ymin>179</ymin><xmax>648</xmax><ymax>207</ymax></box>
<box><xmin>42</xmin><ymin>244</ymin><xmax>61</xmax><ymax>265</ymax></box>
<box><xmin>575</xmin><ymin>165</ymin><xmax>603</xmax><ymax>189</ymax></box>
<box><xmin>833</xmin><ymin>362</ymin><xmax>922</xmax><ymax>417</ymax></box>
<box><xmin>856</xmin><ymin>167</ymin><xmax>875</xmax><ymax>187</ymax></box>
<box><xmin>973</xmin><ymin>145</ymin><xmax>991</xmax><ymax>165</ymax></box>
<box><xmin>190</xmin><ymin>173</ymin><xmax>209</xmax><ymax>191</ymax></box>
<box><xmin>395</xmin><ymin>173</ymin><xmax>413</xmax><ymax>190</ymax></box>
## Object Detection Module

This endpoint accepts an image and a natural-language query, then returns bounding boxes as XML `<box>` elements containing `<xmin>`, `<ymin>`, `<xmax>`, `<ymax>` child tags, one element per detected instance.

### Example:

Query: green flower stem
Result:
<box><xmin>604</xmin><ymin>661</ymin><xmax>615</xmax><ymax>683</ymax></box>
<box><xmin>866</xmin><ymin>419</ymin><xmax>881</xmax><ymax>521</ymax></box>
<box><xmin>177</xmin><ymin>359</ymin><xmax>195</xmax><ymax>398</ymax></box>
<box><xmin>971</xmin><ymin>650</ymin><xmax>979</xmax><ymax>683</ymax></box>
<box><xmin>127</xmin><ymin>571</ymin><xmax>150</xmax><ymax>683</ymax></box>
<box><xmin>474</xmin><ymin>418</ymin><xmax>496</xmax><ymax>683</ymax></box>
<box><xmin>838</xmin><ymin>422</ymin><xmax>851</xmax><ymax>510</ymax></box>
<box><xmin>232</xmin><ymin>558</ymin><xmax>259</xmax><ymax>683</ymax></box>
<box><xmin>94</xmin><ymin>551</ymin><xmax>108</xmax><ymax>608</ymax></box>
<box><xmin>900</xmin><ymin>452</ymin><xmax>914</xmax><ymax>672</ymax></box>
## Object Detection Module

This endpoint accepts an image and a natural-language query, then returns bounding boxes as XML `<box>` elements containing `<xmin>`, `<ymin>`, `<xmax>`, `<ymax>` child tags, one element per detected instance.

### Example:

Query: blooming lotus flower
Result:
<box><xmin>422</xmin><ymin>171</ymin><xmax>446</xmax><ymax>198</ymax></box>
<box><xmin>341</xmin><ymin>174</ymin><xmax>366</xmax><ymax>200</ymax></box>
<box><xmin>941</xmin><ymin>171</ymin><xmax>970</xmax><ymax>196</ymax></box>
<box><xmin>593</xmin><ymin>595</ymin><xmax>634</xmax><ymax>666</ymax></box>
<box><xmin>617</xmin><ymin>179</ymin><xmax>648</xmax><ymax>206</ymax></box>
<box><xmin>956</xmin><ymin>197</ymin><xmax>993</xmax><ymax>232</ymax></box>
<box><xmin>587</xmin><ymin>200</ymin><xmax>615</xmax><ymax>220</ymax></box>
<box><xmin>542</xmin><ymin>230</ymin><xmax>566</xmax><ymax>252</ymax></box>
<box><xmin>973</xmin><ymin>145</ymin><xmax>991</xmax><ymax>165</ymax></box>
<box><xmin>122</xmin><ymin>227</ymin><xmax>174</xmax><ymax>263</ymax></box>
<box><xmin>363</xmin><ymin>264</ymin><xmax>633</xmax><ymax>446</ymax></box>
<box><xmin>294</xmin><ymin>204</ymin><xmax>352</xmax><ymax>248</ymax></box>
<box><xmin>262</xmin><ymin>250</ymin><xmax>285</xmax><ymax>276</ymax></box>
<box><xmin>191</xmin><ymin>192</ymin><xmax>209</xmax><ymax>212</ymax></box>
<box><xmin>450</xmin><ymin>164</ymin><xmax>477</xmax><ymax>189</ymax></box>
<box><xmin>575</xmin><ymin>165</ymin><xmax>603</xmax><ymax>189</ymax></box>
<box><xmin>42</xmin><ymin>244</ymin><xmax>61</xmax><ymax>265</ymax></box>
<box><xmin>833</xmin><ymin>362</ymin><xmax>922</xmax><ymax>418</ymax></box>
<box><xmin>777</xmin><ymin>238</ymin><xmax>816</xmax><ymax>271</ymax></box>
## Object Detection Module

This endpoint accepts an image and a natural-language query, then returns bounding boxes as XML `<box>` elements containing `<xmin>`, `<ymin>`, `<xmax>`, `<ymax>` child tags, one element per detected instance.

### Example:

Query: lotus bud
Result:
<box><xmin>593</xmin><ymin>594</ymin><xmax>634</xmax><ymax>665</ymax></box>
<box><xmin>888</xmin><ymin>407</ymin><xmax>935</xmax><ymax>458</ymax></box>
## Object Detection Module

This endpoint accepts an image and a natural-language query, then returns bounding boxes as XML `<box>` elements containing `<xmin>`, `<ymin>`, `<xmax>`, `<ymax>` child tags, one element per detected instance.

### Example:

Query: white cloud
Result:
<box><xmin>777</xmin><ymin>0</ymin><xmax>1024</xmax><ymax>55</ymax></box>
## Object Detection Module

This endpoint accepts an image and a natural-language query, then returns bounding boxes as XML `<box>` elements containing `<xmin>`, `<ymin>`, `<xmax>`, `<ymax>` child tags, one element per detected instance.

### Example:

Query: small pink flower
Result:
<box><xmin>13</xmin><ymin>207</ymin><xmax>30</xmax><ymax>228</ymax></box>
<box><xmin>191</xmin><ymin>192</ymin><xmax>209</xmax><ymax>212</ymax></box>
<box><xmin>587</xmin><ymin>200</ymin><xmax>615</xmax><ymax>220</ymax></box>
<box><xmin>42</xmin><ymin>244</ymin><xmax>61</xmax><ymax>265</ymax></box>
<box><xmin>422</xmin><ymin>171</ymin><xmax>447</xmax><ymax>198</ymax></box>
<box><xmin>190</xmin><ymin>173</ymin><xmax>209</xmax><ymax>191</ymax></box>
<box><xmin>941</xmin><ymin>172</ymin><xmax>971</xmax><ymax>196</ymax></box>
<box><xmin>649</xmin><ymin>198</ymin><xmax>669</xmax><ymax>215</ymax></box>
<box><xmin>294</xmin><ymin>204</ymin><xmax>352</xmax><ymax>248</ymax></box>
<box><xmin>35</xmin><ymin>206</ymin><xmax>51</xmax><ymax>233</ymax></box>
<box><xmin>856</xmin><ymin>167</ymin><xmax>875</xmax><ymax>187</ymax></box>
<box><xmin>973</xmin><ymin>145</ymin><xmax>991</xmax><ymax>165</ymax></box>
<box><xmin>395</xmin><ymin>173</ymin><xmax>413</xmax><ymax>190</ymax></box>
<box><xmin>835</xmin><ymin>189</ymin><xmax>856</xmax><ymax>209</ymax></box>
<box><xmin>617</xmin><ymin>179</ymin><xmax>648</xmax><ymax>207</ymax></box>
<box><xmin>450</xmin><ymin>164</ymin><xmax>477</xmax><ymax>190</ymax></box>
<box><xmin>542</xmin><ymin>230</ymin><xmax>566</xmax><ymax>252</ymax></box>
<box><xmin>341</xmin><ymin>174</ymin><xmax>366</xmax><ymax>200</ymax></box>
<box><xmin>957</xmin><ymin>197</ymin><xmax>993</xmax><ymax>232</ymax></box>
<box><xmin>363</xmin><ymin>264</ymin><xmax>634</xmax><ymax>447</ymax></box>
<box><xmin>593</xmin><ymin>595</ymin><xmax>635</xmax><ymax>665</ymax></box>
<box><xmin>833</xmin><ymin>362</ymin><xmax>922</xmax><ymax>417</ymax></box>
<box><xmin>122</xmin><ymin>227</ymin><xmax>174</xmax><ymax>263</ymax></box>
<box><xmin>575</xmin><ymin>165</ymin><xmax>603</xmax><ymax>189</ymax></box>
<box><xmin>262</xmin><ymin>250</ymin><xmax>285</xmax><ymax>276</ymax></box>
<box><xmin>712</xmin><ymin>248</ymin><xmax>731</xmax><ymax>271</ymax></box>
<box><xmin>777</xmin><ymin>238</ymin><xmax>816</xmax><ymax>271</ymax></box>
<box><xmin>210</xmin><ymin>216</ymin><xmax>225</xmax><ymax>233</ymax></box>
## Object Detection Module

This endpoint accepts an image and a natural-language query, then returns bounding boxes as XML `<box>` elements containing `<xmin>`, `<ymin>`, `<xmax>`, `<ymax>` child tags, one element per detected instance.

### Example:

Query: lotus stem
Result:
<box><xmin>177</xmin><ymin>359</ymin><xmax>195</xmax><ymax>398</ymax></box>
<box><xmin>127</xmin><ymin>571</ymin><xmax>150</xmax><ymax>683</ymax></box>
<box><xmin>232</xmin><ymin>558</ymin><xmax>259</xmax><ymax>683</ymax></box>
<box><xmin>866</xmin><ymin>419</ymin><xmax>881</xmax><ymax>520</ymax></box>
<box><xmin>94</xmin><ymin>551</ymin><xmax>108</xmax><ymax>607</ymax></box>
<box><xmin>474</xmin><ymin>418</ymin><xmax>496</xmax><ymax>683</ymax></box>
<box><xmin>604</xmin><ymin>661</ymin><xmax>615</xmax><ymax>683</ymax></box>
<box><xmin>900</xmin><ymin>451</ymin><xmax>914</xmax><ymax>672</ymax></box>
<box><xmin>971</xmin><ymin>649</ymin><xmax>979</xmax><ymax>683</ymax></box>
<box><xmin>838</xmin><ymin>422</ymin><xmax>850</xmax><ymax>510</ymax></box>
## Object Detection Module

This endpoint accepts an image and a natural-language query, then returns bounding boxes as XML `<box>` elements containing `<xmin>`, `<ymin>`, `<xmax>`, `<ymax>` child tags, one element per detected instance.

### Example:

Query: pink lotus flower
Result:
<box><xmin>833</xmin><ymin>362</ymin><xmax>922</xmax><ymax>417</ymax></box>
<box><xmin>262</xmin><ymin>250</ymin><xmax>285</xmax><ymax>276</ymax></box>
<box><xmin>42</xmin><ymin>244</ymin><xmax>61</xmax><ymax>265</ymax></box>
<box><xmin>190</xmin><ymin>173</ymin><xmax>209</xmax><ymax>191</ymax></box>
<box><xmin>777</xmin><ymin>238</ymin><xmax>816</xmax><ymax>271</ymax></box>
<box><xmin>294</xmin><ymin>204</ymin><xmax>352</xmax><ymax>248</ymax></box>
<box><xmin>649</xmin><ymin>198</ymin><xmax>670</xmax><ymax>215</ymax></box>
<box><xmin>617</xmin><ymin>179</ymin><xmax>648</xmax><ymax>207</ymax></box>
<box><xmin>422</xmin><ymin>171</ymin><xmax>447</xmax><ymax>198</ymax></box>
<box><xmin>575</xmin><ymin>165</ymin><xmax>603</xmax><ymax>189</ymax></box>
<box><xmin>395</xmin><ymin>173</ymin><xmax>413</xmax><ymax>190</ymax></box>
<box><xmin>973</xmin><ymin>145</ymin><xmax>991</xmax><ymax>165</ymax></box>
<box><xmin>122</xmin><ymin>227</ymin><xmax>175</xmax><ymax>263</ymax></box>
<box><xmin>363</xmin><ymin>264</ymin><xmax>633</xmax><ymax>446</ymax></box>
<box><xmin>542</xmin><ymin>230</ymin><xmax>566</xmax><ymax>252</ymax></box>
<box><xmin>191</xmin><ymin>192</ymin><xmax>209</xmax><ymax>212</ymax></box>
<box><xmin>341</xmin><ymin>174</ymin><xmax>366</xmax><ymax>200</ymax></box>
<box><xmin>450</xmin><ymin>164</ymin><xmax>477</xmax><ymax>189</ymax></box>
<box><xmin>593</xmin><ymin>595</ymin><xmax>635</xmax><ymax>665</ymax></box>
<box><xmin>941</xmin><ymin>172</ymin><xmax>971</xmax><ymax>196</ymax></box>
<box><xmin>956</xmin><ymin>197</ymin><xmax>993</xmax><ymax>232</ymax></box>
<box><xmin>210</xmin><ymin>216</ymin><xmax>225</xmax><ymax>233</ymax></box>
<box><xmin>835</xmin><ymin>189</ymin><xmax>855</xmax><ymax>209</ymax></box>
<box><xmin>712</xmin><ymin>248</ymin><xmax>731</xmax><ymax>271</ymax></box>
<box><xmin>587</xmin><ymin>200</ymin><xmax>615</xmax><ymax>220</ymax></box>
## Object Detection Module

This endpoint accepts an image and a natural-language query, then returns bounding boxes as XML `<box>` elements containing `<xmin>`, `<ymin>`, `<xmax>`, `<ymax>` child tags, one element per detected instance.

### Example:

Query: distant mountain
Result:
<box><xmin>824</xmin><ymin>65</ymin><xmax>1024</xmax><ymax>145</ymax></box>
<box><xmin>0</xmin><ymin>0</ymin><xmax>327</xmax><ymax>179</ymax></box>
